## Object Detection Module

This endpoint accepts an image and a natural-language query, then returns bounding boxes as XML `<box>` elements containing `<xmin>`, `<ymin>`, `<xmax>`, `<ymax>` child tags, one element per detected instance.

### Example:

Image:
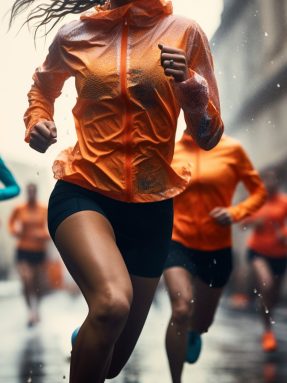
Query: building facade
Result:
<box><xmin>211</xmin><ymin>0</ymin><xmax>287</xmax><ymax>281</ymax></box>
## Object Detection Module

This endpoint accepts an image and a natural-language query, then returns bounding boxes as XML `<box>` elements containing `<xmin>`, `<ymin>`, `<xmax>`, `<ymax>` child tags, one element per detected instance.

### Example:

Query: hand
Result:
<box><xmin>29</xmin><ymin>121</ymin><xmax>57</xmax><ymax>153</ymax></box>
<box><xmin>158</xmin><ymin>44</ymin><xmax>188</xmax><ymax>83</ymax></box>
<box><xmin>210</xmin><ymin>207</ymin><xmax>233</xmax><ymax>226</ymax></box>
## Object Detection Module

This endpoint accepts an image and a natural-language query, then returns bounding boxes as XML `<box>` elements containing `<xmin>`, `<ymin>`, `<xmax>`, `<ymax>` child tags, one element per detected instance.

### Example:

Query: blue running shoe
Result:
<box><xmin>185</xmin><ymin>331</ymin><xmax>202</xmax><ymax>364</ymax></box>
<box><xmin>71</xmin><ymin>327</ymin><xmax>80</xmax><ymax>347</ymax></box>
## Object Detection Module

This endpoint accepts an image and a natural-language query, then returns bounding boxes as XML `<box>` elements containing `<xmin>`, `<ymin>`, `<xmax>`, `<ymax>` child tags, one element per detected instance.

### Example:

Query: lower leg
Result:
<box><xmin>107</xmin><ymin>276</ymin><xmax>160</xmax><ymax>379</ymax></box>
<box><xmin>164</xmin><ymin>268</ymin><xmax>193</xmax><ymax>383</ymax></box>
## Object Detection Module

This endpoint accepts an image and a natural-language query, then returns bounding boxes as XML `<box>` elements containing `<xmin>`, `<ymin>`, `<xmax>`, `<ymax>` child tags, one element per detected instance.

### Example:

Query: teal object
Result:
<box><xmin>185</xmin><ymin>331</ymin><xmax>202</xmax><ymax>364</ymax></box>
<box><xmin>71</xmin><ymin>327</ymin><xmax>80</xmax><ymax>347</ymax></box>
<box><xmin>0</xmin><ymin>157</ymin><xmax>20</xmax><ymax>201</ymax></box>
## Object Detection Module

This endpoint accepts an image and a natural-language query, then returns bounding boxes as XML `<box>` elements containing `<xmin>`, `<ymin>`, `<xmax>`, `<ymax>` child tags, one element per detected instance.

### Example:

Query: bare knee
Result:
<box><xmin>171</xmin><ymin>299</ymin><xmax>192</xmax><ymax>327</ymax></box>
<box><xmin>88</xmin><ymin>288</ymin><xmax>132</xmax><ymax>330</ymax></box>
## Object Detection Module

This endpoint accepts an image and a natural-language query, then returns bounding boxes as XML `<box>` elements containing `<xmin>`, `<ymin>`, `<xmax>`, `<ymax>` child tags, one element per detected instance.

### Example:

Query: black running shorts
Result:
<box><xmin>164</xmin><ymin>240</ymin><xmax>233</xmax><ymax>288</ymax></box>
<box><xmin>16</xmin><ymin>249</ymin><xmax>46</xmax><ymax>265</ymax></box>
<box><xmin>48</xmin><ymin>180</ymin><xmax>173</xmax><ymax>278</ymax></box>
<box><xmin>247</xmin><ymin>248</ymin><xmax>287</xmax><ymax>277</ymax></box>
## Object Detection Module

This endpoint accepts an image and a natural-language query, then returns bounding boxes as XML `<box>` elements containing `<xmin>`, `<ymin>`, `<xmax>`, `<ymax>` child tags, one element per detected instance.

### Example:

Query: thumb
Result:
<box><xmin>47</xmin><ymin>122</ymin><xmax>57</xmax><ymax>138</ymax></box>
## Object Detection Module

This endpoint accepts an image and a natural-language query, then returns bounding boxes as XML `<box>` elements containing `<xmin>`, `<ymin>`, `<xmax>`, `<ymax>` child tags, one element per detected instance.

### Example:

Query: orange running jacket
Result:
<box><xmin>9</xmin><ymin>203</ymin><xmax>49</xmax><ymax>252</ymax></box>
<box><xmin>24</xmin><ymin>0</ymin><xmax>223</xmax><ymax>202</ymax></box>
<box><xmin>247</xmin><ymin>194</ymin><xmax>287</xmax><ymax>258</ymax></box>
<box><xmin>171</xmin><ymin>134</ymin><xmax>266</xmax><ymax>251</ymax></box>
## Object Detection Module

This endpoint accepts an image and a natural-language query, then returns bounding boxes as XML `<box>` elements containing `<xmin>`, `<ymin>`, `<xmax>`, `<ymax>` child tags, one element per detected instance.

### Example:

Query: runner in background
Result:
<box><xmin>244</xmin><ymin>169</ymin><xmax>287</xmax><ymax>353</ymax></box>
<box><xmin>9</xmin><ymin>183</ymin><xmax>50</xmax><ymax>327</ymax></box>
<box><xmin>164</xmin><ymin>133</ymin><xmax>266</xmax><ymax>383</ymax></box>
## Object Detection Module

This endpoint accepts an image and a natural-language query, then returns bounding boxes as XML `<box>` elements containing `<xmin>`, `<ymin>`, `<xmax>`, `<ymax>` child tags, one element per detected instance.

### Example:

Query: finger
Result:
<box><xmin>33</xmin><ymin>123</ymin><xmax>54</xmax><ymax>139</ymax></box>
<box><xmin>164</xmin><ymin>68</ymin><xmax>186</xmax><ymax>82</ymax></box>
<box><xmin>163</xmin><ymin>60</ymin><xmax>186</xmax><ymax>71</ymax></box>
<box><xmin>43</xmin><ymin>121</ymin><xmax>57</xmax><ymax>138</ymax></box>
<box><xmin>158</xmin><ymin>44</ymin><xmax>185</xmax><ymax>55</ymax></box>
<box><xmin>161</xmin><ymin>53</ymin><xmax>186</xmax><ymax>66</ymax></box>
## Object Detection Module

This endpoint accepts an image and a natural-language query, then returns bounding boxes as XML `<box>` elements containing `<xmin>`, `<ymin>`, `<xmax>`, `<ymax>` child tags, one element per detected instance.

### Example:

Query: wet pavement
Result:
<box><xmin>0</xmin><ymin>282</ymin><xmax>286</xmax><ymax>383</ymax></box>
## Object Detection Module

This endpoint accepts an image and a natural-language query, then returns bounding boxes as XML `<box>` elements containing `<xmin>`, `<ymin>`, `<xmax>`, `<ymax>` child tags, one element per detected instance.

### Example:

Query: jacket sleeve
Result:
<box><xmin>228</xmin><ymin>146</ymin><xmax>267</xmax><ymax>222</ymax></box>
<box><xmin>0</xmin><ymin>157</ymin><xmax>20</xmax><ymax>201</ymax></box>
<box><xmin>24</xmin><ymin>31</ymin><xmax>72</xmax><ymax>143</ymax></box>
<box><xmin>175</xmin><ymin>23</ymin><xmax>224</xmax><ymax>150</ymax></box>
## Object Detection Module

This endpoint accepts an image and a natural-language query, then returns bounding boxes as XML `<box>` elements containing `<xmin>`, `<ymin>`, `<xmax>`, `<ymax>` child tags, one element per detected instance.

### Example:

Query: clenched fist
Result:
<box><xmin>29</xmin><ymin>121</ymin><xmax>57</xmax><ymax>153</ymax></box>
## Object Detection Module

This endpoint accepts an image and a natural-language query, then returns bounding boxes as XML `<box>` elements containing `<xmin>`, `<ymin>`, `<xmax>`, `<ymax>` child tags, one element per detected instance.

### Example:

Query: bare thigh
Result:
<box><xmin>54</xmin><ymin>210</ymin><xmax>133</xmax><ymax>310</ymax></box>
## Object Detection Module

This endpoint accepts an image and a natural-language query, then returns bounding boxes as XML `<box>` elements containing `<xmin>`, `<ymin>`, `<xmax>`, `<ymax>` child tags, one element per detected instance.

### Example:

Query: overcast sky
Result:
<box><xmin>0</xmin><ymin>0</ymin><xmax>223</xmax><ymax>166</ymax></box>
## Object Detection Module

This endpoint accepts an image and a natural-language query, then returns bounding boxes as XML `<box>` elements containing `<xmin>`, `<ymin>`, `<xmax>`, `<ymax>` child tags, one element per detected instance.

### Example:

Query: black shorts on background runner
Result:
<box><xmin>16</xmin><ymin>249</ymin><xmax>46</xmax><ymax>265</ymax></box>
<box><xmin>165</xmin><ymin>240</ymin><xmax>233</xmax><ymax>288</ymax></box>
<box><xmin>48</xmin><ymin>180</ymin><xmax>173</xmax><ymax>278</ymax></box>
<box><xmin>247</xmin><ymin>248</ymin><xmax>287</xmax><ymax>277</ymax></box>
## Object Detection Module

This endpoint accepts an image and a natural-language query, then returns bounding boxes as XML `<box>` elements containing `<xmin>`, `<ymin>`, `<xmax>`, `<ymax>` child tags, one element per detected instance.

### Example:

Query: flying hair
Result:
<box><xmin>9</xmin><ymin>0</ymin><xmax>109</xmax><ymax>36</ymax></box>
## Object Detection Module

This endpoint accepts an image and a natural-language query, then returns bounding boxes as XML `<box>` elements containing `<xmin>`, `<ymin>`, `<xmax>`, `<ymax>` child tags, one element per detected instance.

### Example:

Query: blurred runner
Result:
<box><xmin>244</xmin><ymin>169</ymin><xmax>287</xmax><ymax>352</ymax></box>
<box><xmin>9</xmin><ymin>183</ymin><xmax>49</xmax><ymax>326</ymax></box>
<box><xmin>164</xmin><ymin>133</ymin><xmax>266</xmax><ymax>383</ymax></box>
<box><xmin>0</xmin><ymin>156</ymin><xmax>20</xmax><ymax>201</ymax></box>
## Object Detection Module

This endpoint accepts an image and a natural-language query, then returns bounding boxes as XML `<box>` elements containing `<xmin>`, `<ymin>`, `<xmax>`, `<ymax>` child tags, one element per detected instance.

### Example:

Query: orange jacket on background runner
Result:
<box><xmin>24</xmin><ymin>0</ymin><xmax>223</xmax><ymax>202</ymax></box>
<box><xmin>9</xmin><ymin>204</ymin><xmax>49</xmax><ymax>252</ymax></box>
<box><xmin>247</xmin><ymin>194</ymin><xmax>287</xmax><ymax>258</ymax></box>
<box><xmin>171</xmin><ymin>134</ymin><xmax>266</xmax><ymax>251</ymax></box>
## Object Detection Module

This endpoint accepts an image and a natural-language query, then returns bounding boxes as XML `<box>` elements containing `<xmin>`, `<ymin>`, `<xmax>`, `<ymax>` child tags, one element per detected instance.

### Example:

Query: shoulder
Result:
<box><xmin>55</xmin><ymin>18</ymin><xmax>92</xmax><ymax>44</ymax></box>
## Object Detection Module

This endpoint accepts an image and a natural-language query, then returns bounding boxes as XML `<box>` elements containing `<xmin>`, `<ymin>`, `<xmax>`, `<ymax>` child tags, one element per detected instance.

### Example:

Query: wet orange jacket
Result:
<box><xmin>9</xmin><ymin>203</ymin><xmax>49</xmax><ymax>252</ymax></box>
<box><xmin>171</xmin><ymin>134</ymin><xmax>266</xmax><ymax>251</ymax></box>
<box><xmin>24</xmin><ymin>0</ymin><xmax>223</xmax><ymax>202</ymax></box>
<box><xmin>247</xmin><ymin>194</ymin><xmax>287</xmax><ymax>258</ymax></box>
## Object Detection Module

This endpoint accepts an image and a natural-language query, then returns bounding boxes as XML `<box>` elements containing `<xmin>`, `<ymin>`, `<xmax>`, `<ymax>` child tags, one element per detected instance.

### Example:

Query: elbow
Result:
<box><xmin>197</xmin><ymin>123</ymin><xmax>224</xmax><ymax>151</ymax></box>
<box><xmin>14</xmin><ymin>185</ymin><xmax>21</xmax><ymax>198</ymax></box>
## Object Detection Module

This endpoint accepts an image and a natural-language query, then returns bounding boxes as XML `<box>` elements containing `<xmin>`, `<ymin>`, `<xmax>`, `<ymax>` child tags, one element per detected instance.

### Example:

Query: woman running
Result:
<box><xmin>9</xmin><ymin>183</ymin><xmax>49</xmax><ymax>326</ymax></box>
<box><xmin>245</xmin><ymin>169</ymin><xmax>287</xmax><ymax>353</ymax></box>
<box><xmin>10</xmin><ymin>0</ymin><xmax>223</xmax><ymax>381</ymax></box>
<box><xmin>0</xmin><ymin>156</ymin><xmax>20</xmax><ymax>201</ymax></box>
<box><xmin>164</xmin><ymin>133</ymin><xmax>266</xmax><ymax>383</ymax></box>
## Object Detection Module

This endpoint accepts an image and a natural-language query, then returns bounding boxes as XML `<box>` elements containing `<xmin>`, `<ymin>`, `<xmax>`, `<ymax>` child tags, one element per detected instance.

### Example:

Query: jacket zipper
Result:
<box><xmin>120</xmin><ymin>18</ymin><xmax>133</xmax><ymax>201</ymax></box>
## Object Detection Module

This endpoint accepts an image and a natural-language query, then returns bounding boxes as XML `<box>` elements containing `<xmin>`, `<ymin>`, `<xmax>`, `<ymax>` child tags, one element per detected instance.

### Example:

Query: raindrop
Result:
<box><xmin>209</xmin><ymin>283</ymin><xmax>213</xmax><ymax>288</ymax></box>
<box><xmin>243</xmin><ymin>226</ymin><xmax>247</xmax><ymax>231</ymax></box>
<box><xmin>232</xmin><ymin>74</ymin><xmax>237</xmax><ymax>79</ymax></box>
<box><xmin>177</xmin><ymin>292</ymin><xmax>181</xmax><ymax>297</ymax></box>
<box><xmin>27</xmin><ymin>378</ymin><xmax>32</xmax><ymax>383</ymax></box>
<box><xmin>277</xmin><ymin>83</ymin><xmax>281</xmax><ymax>88</ymax></box>
<box><xmin>253</xmin><ymin>288</ymin><xmax>257</xmax><ymax>294</ymax></box>
<box><xmin>265</xmin><ymin>309</ymin><xmax>269</xmax><ymax>314</ymax></box>
<box><xmin>264</xmin><ymin>32</ymin><xmax>268</xmax><ymax>37</ymax></box>
<box><xmin>213</xmin><ymin>259</ymin><xmax>217</xmax><ymax>264</ymax></box>
<box><xmin>171</xmin><ymin>321</ymin><xmax>174</xmax><ymax>326</ymax></box>
<box><xmin>177</xmin><ymin>331</ymin><xmax>181</xmax><ymax>336</ymax></box>
<box><xmin>190</xmin><ymin>299</ymin><xmax>195</xmax><ymax>304</ymax></box>
<box><xmin>271</xmin><ymin>320</ymin><xmax>276</xmax><ymax>325</ymax></box>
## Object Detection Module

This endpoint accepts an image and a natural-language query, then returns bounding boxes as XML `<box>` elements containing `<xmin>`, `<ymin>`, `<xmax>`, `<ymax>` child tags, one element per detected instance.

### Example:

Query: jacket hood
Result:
<box><xmin>81</xmin><ymin>0</ymin><xmax>173</xmax><ymax>27</ymax></box>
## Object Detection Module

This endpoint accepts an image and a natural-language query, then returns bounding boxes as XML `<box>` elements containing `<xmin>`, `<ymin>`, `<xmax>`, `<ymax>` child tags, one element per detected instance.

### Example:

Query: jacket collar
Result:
<box><xmin>81</xmin><ymin>0</ymin><xmax>173</xmax><ymax>27</ymax></box>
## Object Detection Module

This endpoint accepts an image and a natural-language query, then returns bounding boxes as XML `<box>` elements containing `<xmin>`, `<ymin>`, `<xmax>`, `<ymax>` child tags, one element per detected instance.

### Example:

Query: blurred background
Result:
<box><xmin>0</xmin><ymin>0</ymin><xmax>287</xmax><ymax>382</ymax></box>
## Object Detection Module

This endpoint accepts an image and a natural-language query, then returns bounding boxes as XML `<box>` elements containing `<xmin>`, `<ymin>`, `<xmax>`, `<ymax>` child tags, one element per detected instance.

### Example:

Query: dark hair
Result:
<box><xmin>9</xmin><ymin>0</ymin><xmax>108</xmax><ymax>35</ymax></box>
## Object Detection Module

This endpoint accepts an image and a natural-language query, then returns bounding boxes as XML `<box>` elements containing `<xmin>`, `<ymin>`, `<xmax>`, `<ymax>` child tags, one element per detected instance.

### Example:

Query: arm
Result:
<box><xmin>24</xmin><ymin>30</ymin><xmax>71</xmax><ymax>151</ymax></box>
<box><xmin>0</xmin><ymin>157</ymin><xmax>20</xmax><ymax>201</ymax></box>
<box><xmin>175</xmin><ymin>24</ymin><xmax>224</xmax><ymax>150</ymax></box>
<box><xmin>228</xmin><ymin>146</ymin><xmax>267</xmax><ymax>222</ymax></box>
<box><xmin>8</xmin><ymin>207</ymin><xmax>21</xmax><ymax>237</ymax></box>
